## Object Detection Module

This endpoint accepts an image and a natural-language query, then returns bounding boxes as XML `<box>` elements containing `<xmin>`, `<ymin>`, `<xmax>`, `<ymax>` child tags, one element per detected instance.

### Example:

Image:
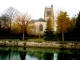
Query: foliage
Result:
<box><xmin>2</xmin><ymin>7</ymin><xmax>19</xmax><ymax>21</ymax></box>
<box><xmin>44</xmin><ymin>18</ymin><xmax>57</xmax><ymax>41</ymax></box>
<box><xmin>56</xmin><ymin>10</ymin><xmax>70</xmax><ymax>42</ymax></box>
<box><xmin>0</xmin><ymin>7</ymin><xmax>19</xmax><ymax>29</ymax></box>
<box><xmin>11</xmin><ymin>21</ymin><xmax>21</xmax><ymax>34</ymax></box>
<box><xmin>69</xmin><ymin>17</ymin><xmax>76</xmax><ymax>31</ymax></box>
<box><xmin>27</xmin><ymin>25</ymin><xmax>34</xmax><ymax>36</ymax></box>
<box><xmin>0</xmin><ymin>15</ymin><xmax>9</xmax><ymax>29</ymax></box>
<box><xmin>76</xmin><ymin>12</ymin><xmax>80</xmax><ymax>27</ymax></box>
<box><xmin>64</xmin><ymin>12</ymin><xmax>80</xmax><ymax>41</ymax></box>
<box><xmin>46</xmin><ymin>17</ymin><xmax>53</xmax><ymax>31</ymax></box>
<box><xmin>44</xmin><ymin>30</ymin><xmax>58</xmax><ymax>41</ymax></box>
<box><xmin>56</xmin><ymin>11</ymin><xmax>70</xmax><ymax>33</ymax></box>
<box><xmin>0</xmin><ymin>7</ymin><xmax>31</xmax><ymax>40</ymax></box>
<box><xmin>71</xmin><ymin>11</ymin><xmax>80</xmax><ymax>40</ymax></box>
<box><xmin>13</xmin><ymin>13</ymin><xmax>31</xmax><ymax>40</ymax></box>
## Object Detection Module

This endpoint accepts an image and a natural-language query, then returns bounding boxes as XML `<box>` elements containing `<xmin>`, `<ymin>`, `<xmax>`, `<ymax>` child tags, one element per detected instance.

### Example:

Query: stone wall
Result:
<box><xmin>0</xmin><ymin>40</ymin><xmax>80</xmax><ymax>49</ymax></box>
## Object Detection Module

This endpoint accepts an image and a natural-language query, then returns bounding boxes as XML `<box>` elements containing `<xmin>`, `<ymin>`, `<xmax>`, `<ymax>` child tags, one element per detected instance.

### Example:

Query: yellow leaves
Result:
<box><xmin>11</xmin><ymin>13</ymin><xmax>31</xmax><ymax>34</ymax></box>
<box><xmin>27</xmin><ymin>25</ymin><xmax>33</xmax><ymax>35</ymax></box>
<box><xmin>11</xmin><ymin>21</ymin><xmax>21</xmax><ymax>34</ymax></box>
<box><xmin>56</xmin><ymin>10</ymin><xmax>70</xmax><ymax>33</ymax></box>
<box><xmin>46</xmin><ymin>17</ymin><xmax>54</xmax><ymax>31</ymax></box>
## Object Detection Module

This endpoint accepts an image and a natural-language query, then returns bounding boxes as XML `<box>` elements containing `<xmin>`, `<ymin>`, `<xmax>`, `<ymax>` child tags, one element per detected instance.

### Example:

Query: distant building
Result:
<box><xmin>28</xmin><ymin>5</ymin><xmax>54</xmax><ymax>36</ymax></box>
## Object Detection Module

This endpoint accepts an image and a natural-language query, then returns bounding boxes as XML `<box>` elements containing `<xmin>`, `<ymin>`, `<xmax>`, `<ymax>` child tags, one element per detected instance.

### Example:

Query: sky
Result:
<box><xmin>0</xmin><ymin>0</ymin><xmax>80</xmax><ymax>19</ymax></box>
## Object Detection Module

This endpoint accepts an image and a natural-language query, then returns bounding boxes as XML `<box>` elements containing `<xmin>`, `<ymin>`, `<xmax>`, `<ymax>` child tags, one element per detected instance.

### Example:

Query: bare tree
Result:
<box><xmin>16</xmin><ymin>13</ymin><xmax>31</xmax><ymax>40</ymax></box>
<box><xmin>0</xmin><ymin>15</ymin><xmax>9</xmax><ymax>28</ymax></box>
<box><xmin>1</xmin><ymin>7</ymin><xmax>19</xmax><ymax>30</ymax></box>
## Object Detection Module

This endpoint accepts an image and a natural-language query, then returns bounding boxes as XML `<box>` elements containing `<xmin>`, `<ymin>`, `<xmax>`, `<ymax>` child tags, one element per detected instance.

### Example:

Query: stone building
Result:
<box><xmin>44</xmin><ymin>5</ymin><xmax>54</xmax><ymax>22</ymax></box>
<box><xmin>28</xmin><ymin>5</ymin><xmax>54</xmax><ymax>36</ymax></box>
<box><xmin>44</xmin><ymin>5</ymin><xmax>54</xmax><ymax>30</ymax></box>
<box><xmin>28</xmin><ymin>18</ymin><xmax>46</xmax><ymax>36</ymax></box>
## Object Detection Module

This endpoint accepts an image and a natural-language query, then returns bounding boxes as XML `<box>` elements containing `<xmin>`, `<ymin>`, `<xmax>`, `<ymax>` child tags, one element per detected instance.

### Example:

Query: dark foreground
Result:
<box><xmin>0</xmin><ymin>47</ymin><xmax>80</xmax><ymax>60</ymax></box>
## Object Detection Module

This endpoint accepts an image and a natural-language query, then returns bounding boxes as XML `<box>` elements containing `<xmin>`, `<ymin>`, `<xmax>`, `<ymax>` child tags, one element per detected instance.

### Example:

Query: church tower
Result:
<box><xmin>44</xmin><ymin>5</ymin><xmax>54</xmax><ymax>30</ymax></box>
<box><xmin>44</xmin><ymin>5</ymin><xmax>54</xmax><ymax>21</ymax></box>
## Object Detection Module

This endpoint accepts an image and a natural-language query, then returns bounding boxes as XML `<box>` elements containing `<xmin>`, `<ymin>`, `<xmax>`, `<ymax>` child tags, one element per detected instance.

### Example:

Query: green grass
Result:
<box><xmin>27</xmin><ymin>38</ymin><xmax>45</xmax><ymax>42</ymax></box>
<box><xmin>0</xmin><ymin>38</ymin><xmax>80</xmax><ymax>43</ymax></box>
<box><xmin>0</xmin><ymin>39</ymin><xmax>20</xmax><ymax>41</ymax></box>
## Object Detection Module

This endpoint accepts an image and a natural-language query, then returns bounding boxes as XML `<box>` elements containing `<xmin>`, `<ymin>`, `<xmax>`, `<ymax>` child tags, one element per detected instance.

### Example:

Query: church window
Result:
<box><xmin>47</xmin><ymin>11</ymin><xmax>51</xmax><ymax>16</ymax></box>
<box><xmin>39</xmin><ymin>24</ymin><xmax>43</xmax><ymax>31</ymax></box>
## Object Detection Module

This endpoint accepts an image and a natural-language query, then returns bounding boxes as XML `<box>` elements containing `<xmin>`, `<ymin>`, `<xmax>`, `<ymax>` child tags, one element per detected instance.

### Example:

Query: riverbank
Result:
<box><xmin>0</xmin><ymin>40</ymin><xmax>80</xmax><ymax>49</ymax></box>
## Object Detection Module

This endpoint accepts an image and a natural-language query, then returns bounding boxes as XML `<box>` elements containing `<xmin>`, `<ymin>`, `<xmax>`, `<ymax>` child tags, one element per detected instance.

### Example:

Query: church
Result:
<box><xmin>27</xmin><ymin>5</ymin><xmax>54</xmax><ymax>36</ymax></box>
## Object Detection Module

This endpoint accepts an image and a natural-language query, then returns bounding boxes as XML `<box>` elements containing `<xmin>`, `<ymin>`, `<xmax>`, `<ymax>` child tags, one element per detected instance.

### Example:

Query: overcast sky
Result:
<box><xmin>0</xmin><ymin>0</ymin><xmax>80</xmax><ymax>19</ymax></box>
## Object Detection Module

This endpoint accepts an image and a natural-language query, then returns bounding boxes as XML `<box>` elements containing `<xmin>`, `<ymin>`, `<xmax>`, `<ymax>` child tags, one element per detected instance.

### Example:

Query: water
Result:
<box><xmin>0</xmin><ymin>47</ymin><xmax>80</xmax><ymax>60</ymax></box>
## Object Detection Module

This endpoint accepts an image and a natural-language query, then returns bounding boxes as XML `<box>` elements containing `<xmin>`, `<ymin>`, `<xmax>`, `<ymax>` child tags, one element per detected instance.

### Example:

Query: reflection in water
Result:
<box><xmin>25</xmin><ymin>55</ymin><xmax>38</xmax><ymax>60</ymax></box>
<box><xmin>0</xmin><ymin>47</ymin><xmax>80</xmax><ymax>60</ymax></box>
<box><xmin>0</xmin><ymin>50</ymin><xmax>9</xmax><ymax>60</ymax></box>
<box><xmin>0</xmin><ymin>49</ymin><xmax>21</xmax><ymax>60</ymax></box>
<box><xmin>44</xmin><ymin>53</ymin><xmax>53</xmax><ymax>60</ymax></box>
<box><xmin>19</xmin><ymin>51</ymin><xmax>26</xmax><ymax>60</ymax></box>
<box><xmin>54</xmin><ymin>53</ymin><xmax>58</xmax><ymax>60</ymax></box>
<box><xmin>10</xmin><ymin>51</ymin><xmax>20</xmax><ymax>60</ymax></box>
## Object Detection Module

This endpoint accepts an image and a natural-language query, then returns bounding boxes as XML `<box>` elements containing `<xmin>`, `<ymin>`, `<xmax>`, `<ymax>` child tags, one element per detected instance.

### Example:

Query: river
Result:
<box><xmin>0</xmin><ymin>47</ymin><xmax>80</xmax><ymax>60</ymax></box>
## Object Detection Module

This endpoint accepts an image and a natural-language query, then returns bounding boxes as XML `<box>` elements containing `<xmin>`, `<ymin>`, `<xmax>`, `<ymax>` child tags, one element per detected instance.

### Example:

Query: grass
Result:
<box><xmin>0</xmin><ymin>38</ymin><xmax>45</xmax><ymax>42</ymax></box>
<box><xmin>0</xmin><ymin>38</ymin><xmax>80</xmax><ymax>43</ymax></box>
<box><xmin>27</xmin><ymin>38</ymin><xmax>45</xmax><ymax>42</ymax></box>
<box><xmin>0</xmin><ymin>39</ymin><xmax>20</xmax><ymax>41</ymax></box>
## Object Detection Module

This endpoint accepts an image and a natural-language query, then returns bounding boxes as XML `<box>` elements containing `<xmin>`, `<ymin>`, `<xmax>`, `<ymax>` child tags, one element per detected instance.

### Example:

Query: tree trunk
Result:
<box><xmin>22</xmin><ymin>20</ymin><xmax>25</xmax><ymax>40</ymax></box>
<box><xmin>22</xmin><ymin>32</ymin><xmax>24</xmax><ymax>40</ymax></box>
<box><xmin>39</xmin><ymin>31</ymin><xmax>40</xmax><ymax>40</ymax></box>
<box><xmin>10</xmin><ymin>19</ymin><xmax>11</xmax><ymax>32</ymax></box>
<box><xmin>62</xmin><ymin>32</ymin><xmax>64</xmax><ymax>43</ymax></box>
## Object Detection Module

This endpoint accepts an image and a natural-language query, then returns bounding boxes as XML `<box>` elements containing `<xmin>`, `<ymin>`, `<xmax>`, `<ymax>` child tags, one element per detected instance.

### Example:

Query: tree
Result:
<box><xmin>1</xmin><ymin>7</ymin><xmax>19</xmax><ymax>30</ymax></box>
<box><xmin>69</xmin><ymin>17</ymin><xmax>76</xmax><ymax>31</ymax></box>
<box><xmin>76</xmin><ymin>12</ymin><xmax>80</xmax><ymax>27</ymax></box>
<box><xmin>56</xmin><ymin>10</ymin><xmax>70</xmax><ymax>42</ymax></box>
<box><xmin>73</xmin><ymin>12</ymin><xmax>80</xmax><ymax>40</ymax></box>
<box><xmin>11</xmin><ymin>21</ymin><xmax>21</xmax><ymax>34</ymax></box>
<box><xmin>44</xmin><ymin>17</ymin><xmax>56</xmax><ymax>41</ymax></box>
<box><xmin>65</xmin><ymin>12</ymin><xmax>80</xmax><ymax>41</ymax></box>
<box><xmin>46</xmin><ymin>17</ymin><xmax>53</xmax><ymax>31</ymax></box>
<box><xmin>0</xmin><ymin>15</ymin><xmax>9</xmax><ymax>29</ymax></box>
<box><xmin>15</xmin><ymin>13</ymin><xmax>31</xmax><ymax>40</ymax></box>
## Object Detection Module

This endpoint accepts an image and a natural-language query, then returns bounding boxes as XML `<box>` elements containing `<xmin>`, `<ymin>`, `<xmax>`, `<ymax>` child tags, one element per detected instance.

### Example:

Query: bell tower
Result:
<box><xmin>44</xmin><ymin>5</ymin><xmax>54</xmax><ymax>30</ymax></box>
<box><xmin>44</xmin><ymin>5</ymin><xmax>54</xmax><ymax>21</ymax></box>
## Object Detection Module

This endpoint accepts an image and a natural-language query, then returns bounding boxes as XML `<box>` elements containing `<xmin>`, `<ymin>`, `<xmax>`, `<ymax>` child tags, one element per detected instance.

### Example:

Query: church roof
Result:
<box><xmin>38</xmin><ymin>18</ymin><xmax>46</xmax><ymax>22</ymax></box>
<box><xmin>30</xmin><ymin>18</ymin><xmax>46</xmax><ymax>23</ymax></box>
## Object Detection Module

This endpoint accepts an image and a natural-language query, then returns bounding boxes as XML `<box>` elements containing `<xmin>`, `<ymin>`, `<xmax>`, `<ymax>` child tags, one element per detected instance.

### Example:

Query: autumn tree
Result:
<box><xmin>27</xmin><ymin>25</ymin><xmax>32</xmax><ymax>36</ymax></box>
<box><xmin>0</xmin><ymin>15</ymin><xmax>9</xmax><ymax>29</ymax></box>
<box><xmin>15</xmin><ymin>13</ymin><xmax>31</xmax><ymax>40</ymax></box>
<box><xmin>56</xmin><ymin>10</ymin><xmax>70</xmax><ymax>42</ymax></box>
<box><xmin>11</xmin><ymin>20</ymin><xmax>21</xmax><ymax>34</ymax></box>
<box><xmin>46</xmin><ymin>17</ymin><xmax>53</xmax><ymax>31</ymax></box>
<box><xmin>26</xmin><ymin>20</ymin><xmax>35</xmax><ymax>36</ymax></box>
